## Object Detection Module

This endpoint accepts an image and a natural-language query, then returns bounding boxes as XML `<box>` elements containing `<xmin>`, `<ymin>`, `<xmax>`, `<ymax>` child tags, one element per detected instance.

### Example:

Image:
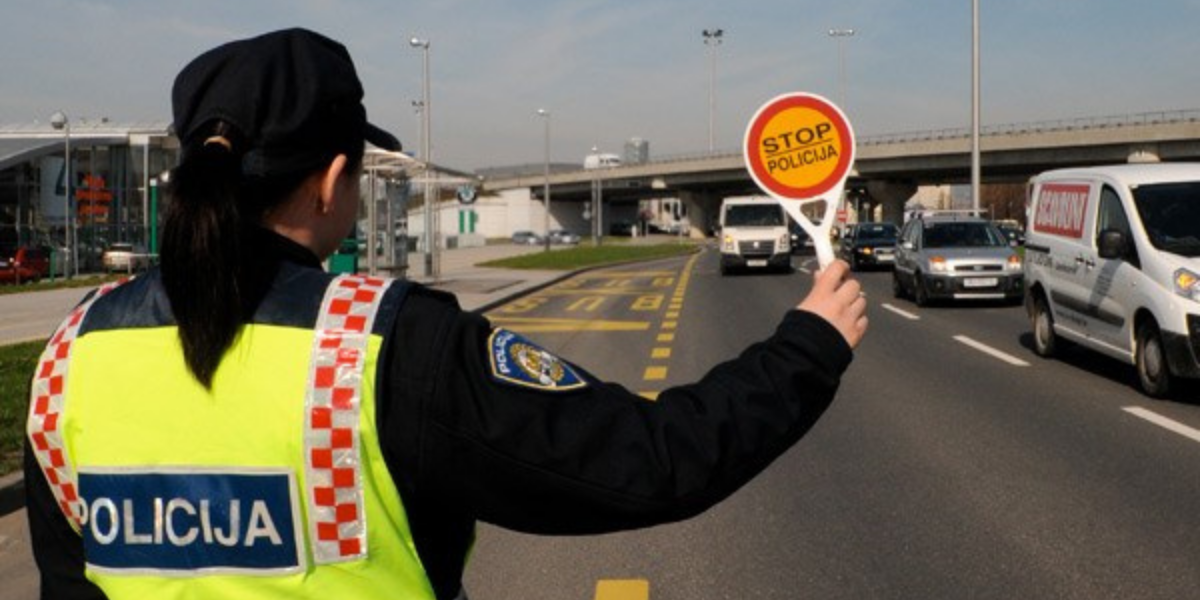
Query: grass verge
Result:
<box><xmin>0</xmin><ymin>273</ymin><xmax>126</xmax><ymax>296</ymax></box>
<box><xmin>0</xmin><ymin>340</ymin><xmax>41</xmax><ymax>475</ymax></box>
<box><xmin>479</xmin><ymin>242</ymin><xmax>699</xmax><ymax>270</ymax></box>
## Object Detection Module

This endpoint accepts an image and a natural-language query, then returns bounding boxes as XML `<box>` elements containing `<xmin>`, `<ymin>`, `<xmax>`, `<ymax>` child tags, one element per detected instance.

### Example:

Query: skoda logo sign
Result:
<box><xmin>457</xmin><ymin>185</ymin><xmax>477</xmax><ymax>205</ymax></box>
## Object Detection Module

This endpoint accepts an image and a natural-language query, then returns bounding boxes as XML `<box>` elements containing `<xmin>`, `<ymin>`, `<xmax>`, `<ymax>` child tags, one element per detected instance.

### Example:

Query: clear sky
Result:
<box><xmin>3</xmin><ymin>0</ymin><xmax>1199</xmax><ymax>171</ymax></box>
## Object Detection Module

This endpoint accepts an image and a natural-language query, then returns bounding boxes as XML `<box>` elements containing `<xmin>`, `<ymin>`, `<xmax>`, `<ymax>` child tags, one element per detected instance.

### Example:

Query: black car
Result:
<box><xmin>608</xmin><ymin>220</ymin><xmax>636</xmax><ymax>236</ymax></box>
<box><xmin>838</xmin><ymin>222</ymin><xmax>899</xmax><ymax>271</ymax></box>
<box><xmin>788</xmin><ymin>221</ymin><xmax>812</xmax><ymax>255</ymax></box>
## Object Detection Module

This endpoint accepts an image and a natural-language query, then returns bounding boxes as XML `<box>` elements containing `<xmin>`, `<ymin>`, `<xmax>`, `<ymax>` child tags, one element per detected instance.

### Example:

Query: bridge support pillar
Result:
<box><xmin>679</xmin><ymin>190</ymin><xmax>722</xmax><ymax>238</ymax></box>
<box><xmin>866</xmin><ymin>179</ymin><xmax>917</xmax><ymax>225</ymax></box>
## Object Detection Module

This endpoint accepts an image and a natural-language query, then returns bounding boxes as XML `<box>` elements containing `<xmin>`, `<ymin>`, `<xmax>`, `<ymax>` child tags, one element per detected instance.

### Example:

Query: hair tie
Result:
<box><xmin>203</xmin><ymin>135</ymin><xmax>233</xmax><ymax>152</ymax></box>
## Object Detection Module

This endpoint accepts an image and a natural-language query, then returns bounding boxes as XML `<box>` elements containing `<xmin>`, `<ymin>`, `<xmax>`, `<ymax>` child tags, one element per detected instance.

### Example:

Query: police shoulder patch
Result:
<box><xmin>488</xmin><ymin>329</ymin><xmax>587</xmax><ymax>392</ymax></box>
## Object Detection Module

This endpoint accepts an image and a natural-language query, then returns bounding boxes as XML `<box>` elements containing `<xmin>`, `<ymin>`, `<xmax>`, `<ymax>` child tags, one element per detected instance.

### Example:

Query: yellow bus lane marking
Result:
<box><xmin>643</xmin><ymin>366</ymin><xmax>668</xmax><ymax>380</ymax></box>
<box><xmin>579</xmin><ymin>271</ymin><xmax>675</xmax><ymax>279</ymax></box>
<box><xmin>631</xmin><ymin>295</ymin><xmax>664</xmax><ymax>311</ymax></box>
<box><xmin>595</xmin><ymin>579</ymin><xmax>649</xmax><ymax>600</ymax></box>
<box><xmin>488</xmin><ymin>316</ymin><xmax>651</xmax><ymax>333</ymax></box>
<box><xmin>567</xmin><ymin>296</ymin><xmax>607</xmax><ymax>312</ymax></box>
<box><xmin>639</xmin><ymin>251</ymin><xmax>702</xmax><ymax>393</ymax></box>
<box><xmin>537</xmin><ymin>288</ymin><xmax>669</xmax><ymax>297</ymax></box>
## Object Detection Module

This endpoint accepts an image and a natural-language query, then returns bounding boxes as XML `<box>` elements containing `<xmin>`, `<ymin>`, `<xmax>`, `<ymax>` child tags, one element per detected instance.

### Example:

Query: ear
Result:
<box><xmin>317</xmin><ymin>154</ymin><xmax>350</xmax><ymax>215</ymax></box>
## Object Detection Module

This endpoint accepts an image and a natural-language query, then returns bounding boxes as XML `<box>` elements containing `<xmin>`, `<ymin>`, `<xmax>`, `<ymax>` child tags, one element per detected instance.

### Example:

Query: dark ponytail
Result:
<box><xmin>162</xmin><ymin>121</ymin><xmax>366</xmax><ymax>388</ymax></box>
<box><xmin>161</xmin><ymin>122</ymin><xmax>249</xmax><ymax>388</ymax></box>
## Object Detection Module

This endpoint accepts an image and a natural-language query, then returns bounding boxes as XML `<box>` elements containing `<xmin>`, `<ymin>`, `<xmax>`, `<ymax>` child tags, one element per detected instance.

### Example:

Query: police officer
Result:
<box><xmin>25</xmin><ymin>28</ymin><xmax>867</xmax><ymax>600</ymax></box>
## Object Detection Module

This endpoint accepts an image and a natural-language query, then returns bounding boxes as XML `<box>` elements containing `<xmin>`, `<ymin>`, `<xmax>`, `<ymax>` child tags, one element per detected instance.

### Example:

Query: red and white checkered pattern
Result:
<box><xmin>305</xmin><ymin>275</ymin><xmax>392</xmax><ymax>563</ymax></box>
<box><xmin>26</xmin><ymin>280</ymin><xmax>127</xmax><ymax>531</ymax></box>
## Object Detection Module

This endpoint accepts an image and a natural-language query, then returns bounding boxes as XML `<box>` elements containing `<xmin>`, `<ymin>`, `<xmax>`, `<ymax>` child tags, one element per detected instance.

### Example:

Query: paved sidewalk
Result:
<box><xmin>404</xmin><ymin>244</ymin><xmax>571</xmax><ymax>312</ymax></box>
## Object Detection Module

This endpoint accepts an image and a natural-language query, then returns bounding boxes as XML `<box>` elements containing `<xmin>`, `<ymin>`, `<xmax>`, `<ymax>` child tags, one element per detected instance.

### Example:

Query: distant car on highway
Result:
<box><xmin>102</xmin><ymin>242</ymin><xmax>152</xmax><ymax>273</ymax></box>
<box><xmin>548</xmin><ymin>229</ymin><xmax>581</xmax><ymax>245</ymax></box>
<box><xmin>892</xmin><ymin>214</ymin><xmax>1023</xmax><ymax>306</ymax></box>
<box><xmin>839</xmin><ymin>222</ymin><xmax>899</xmax><ymax>271</ymax></box>
<box><xmin>788</xmin><ymin>221</ymin><xmax>813</xmax><ymax>255</ymax></box>
<box><xmin>996</xmin><ymin>223</ymin><xmax>1025</xmax><ymax>246</ymax></box>
<box><xmin>511</xmin><ymin>230</ymin><xmax>544</xmax><ymax>245</ymax></box>
<box><xmin>608</xmin><ymin>220</ymin><xmax>636</xmax><ymax>236</ymax></box>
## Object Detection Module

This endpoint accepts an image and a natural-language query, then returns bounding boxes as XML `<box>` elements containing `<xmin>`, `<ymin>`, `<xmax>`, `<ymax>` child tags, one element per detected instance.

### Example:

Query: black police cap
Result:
<box><xmin>171</xmin><ymin>28</ymin><xmax>401</xmax><ymax>177</ymax></box>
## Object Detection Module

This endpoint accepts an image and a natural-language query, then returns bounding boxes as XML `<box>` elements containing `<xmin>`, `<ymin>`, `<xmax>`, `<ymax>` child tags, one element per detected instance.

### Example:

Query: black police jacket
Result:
<box><xmin>26</xmin><ymin>229</ymin><xmax>852</xmax><ymax>600</ymax></box>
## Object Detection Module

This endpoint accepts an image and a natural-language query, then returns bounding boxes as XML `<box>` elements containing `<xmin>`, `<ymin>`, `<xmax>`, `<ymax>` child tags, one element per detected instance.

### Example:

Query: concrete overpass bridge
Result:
<box><xmin>481</xmin><ymin>109</ymin><xmax>1200</xmax><ymax>229</ymax></box>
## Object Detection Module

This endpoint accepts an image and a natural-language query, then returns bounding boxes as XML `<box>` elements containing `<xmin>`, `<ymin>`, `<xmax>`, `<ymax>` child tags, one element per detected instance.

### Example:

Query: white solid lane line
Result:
<box><xmin>952</xmin><ymin>335</ymin><xmax>1031</xmax><ymax>367</ymax></box>
<box><xmin>880</xmin><ymin>303</ymin><xmax>920</xmax><ymax>321</ymax></box>
<box><xmin>1123</xmin><ymin>407</ymin><xmax>1200</xmax><ymax>445</ymax></box>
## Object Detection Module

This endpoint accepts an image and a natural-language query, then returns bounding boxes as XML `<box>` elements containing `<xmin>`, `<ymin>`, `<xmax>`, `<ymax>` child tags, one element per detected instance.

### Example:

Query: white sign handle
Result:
<box><xmin>778</xmin><ymin>181</ymin><xmax>844</xmax><ymax>271</ymax></box>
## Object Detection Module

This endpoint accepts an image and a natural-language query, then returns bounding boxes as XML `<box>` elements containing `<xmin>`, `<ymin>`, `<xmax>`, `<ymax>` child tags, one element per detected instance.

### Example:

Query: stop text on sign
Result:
<box><xmin>744</xmin><ymin>94</ymin><xmax>854</xmax><ymax>200</ymax></box>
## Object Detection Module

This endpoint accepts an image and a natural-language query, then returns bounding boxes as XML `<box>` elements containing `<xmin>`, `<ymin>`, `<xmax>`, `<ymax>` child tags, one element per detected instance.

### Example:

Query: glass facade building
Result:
<box><xmin>0</xmin><ymin>121</ymin><xmax>177</xmax><ymax>272</ymax></box>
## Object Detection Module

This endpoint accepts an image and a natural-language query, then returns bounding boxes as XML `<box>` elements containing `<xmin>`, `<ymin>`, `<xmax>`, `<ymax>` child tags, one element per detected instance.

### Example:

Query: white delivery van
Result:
<box><xmin>1024</xmin><ymin>164</ymin><xmax>1200</xmax><ymax>397</ymax></box>
<box><xmin>718</xmin><ymin>197</ymin><xmax>792</xmax><ymax>275</ymax></box>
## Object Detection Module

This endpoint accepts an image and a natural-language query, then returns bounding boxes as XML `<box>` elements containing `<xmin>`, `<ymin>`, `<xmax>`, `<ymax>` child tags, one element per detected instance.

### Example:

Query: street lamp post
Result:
<box><xmin>410</xmin><ymin>36</ymin><xmax>437</xmax><ymax>280</ymax></box>
<box><xmin>537</xmin><ymin>109</ymin><xmax>551</xmax><ymax>252</ymax></box>
<box><xmin>970</xmin><ymin>0</ymin><xmax>982</xmax><ymax>215</ymax></box>
<box><xmin>828</xmin><ymin>28</ymin><xmax>856</xmax><ymax>110</ymax></box>
<box><xmin>702</xmin><ymin>28</ymin><xmax>724</xmax><ymax>153</ymax></box>
<box><xmin>49</xmin><ymin>111</ymin><xmax>74</xmax><ymax>278</ymax></box>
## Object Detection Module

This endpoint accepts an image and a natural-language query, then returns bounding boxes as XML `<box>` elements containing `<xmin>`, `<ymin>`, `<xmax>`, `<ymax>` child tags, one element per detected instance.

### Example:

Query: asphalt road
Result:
<box><xmin>467</xmin><ymin>248</ymin><xmax>1200</xmax><ymax>600</ymax></box>
<box><xmin>6</xmin><ymin>249</ymin><xmax>1200</xmax><ymax>599</ymax></box>
<box><xmin>0</xmin><ymin>287</ymin><xmax>94</xmax><ymax>345</ymax></box>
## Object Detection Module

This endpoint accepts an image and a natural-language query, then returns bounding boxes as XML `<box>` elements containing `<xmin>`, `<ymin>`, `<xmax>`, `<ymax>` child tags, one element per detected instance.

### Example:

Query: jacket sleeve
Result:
<box><xmin>380</xmin><ymin>286</ymin><xmax>853</xmax><ymax>536</ymax></box>
<box><xmin>24</xmin><ymin>440</ymin><xmax>108</xmax><ymax>600</ymax></box>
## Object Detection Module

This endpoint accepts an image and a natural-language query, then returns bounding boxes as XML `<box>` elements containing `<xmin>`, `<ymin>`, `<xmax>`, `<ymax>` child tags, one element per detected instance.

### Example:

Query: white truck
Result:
<box><xmin>718</xmin><ymin>197</ymin><xmax>792</xmax><ymax>275</ymax></box>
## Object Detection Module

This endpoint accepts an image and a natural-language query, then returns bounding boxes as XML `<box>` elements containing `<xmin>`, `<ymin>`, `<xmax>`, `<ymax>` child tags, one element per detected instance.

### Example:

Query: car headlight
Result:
<box><xmin>1007</xmin><ymin>254</ymin><xmax>1022</xmax><ymax>271</ymax></box>
<box><xmin>929</xmin><ymin>256</ymin><xmax>947</xmax><ymax>272</ymax></box>
<box><xmin>779</xmin><ymin>233</ymin><xmax>790</xmax><ymax>249</ymax></box>
<box><xmin>1175</xmin><ymin>268</ymin><xmax>1200</xmax><ymax>302</ymax></box>
<box><xmin>722</xmin><ymin>234</ymin><xmax>734</xmax><ymax>253</ymax></box>
<box><xmin>860</xmin><ymin>247</ymin><xmax>874</xmax><ymax>255</ymax></box>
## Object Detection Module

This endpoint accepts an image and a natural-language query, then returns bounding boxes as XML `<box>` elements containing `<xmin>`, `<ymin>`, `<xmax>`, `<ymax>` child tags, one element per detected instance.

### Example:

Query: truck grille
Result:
<box><xmin>738</xmin><ymin>240</ymin><xmax>775</xmax><ymax>255</ymax></box>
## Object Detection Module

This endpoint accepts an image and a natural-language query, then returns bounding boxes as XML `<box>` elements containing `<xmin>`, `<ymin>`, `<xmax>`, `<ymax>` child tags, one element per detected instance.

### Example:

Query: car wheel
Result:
<box><xmin>1136</xmin><ymin>320</ymin><xmax>1172</xmax><ymax>399</ymax></box>
<box><xmin>1031</xmin><ymin>294</ymin><xmax>1057</xmax><ymax>358</ymax></box>
<box><xmin>913</xmin><ymin>273</ymin><xmax>930</xmax><ymax>307</ymax></box>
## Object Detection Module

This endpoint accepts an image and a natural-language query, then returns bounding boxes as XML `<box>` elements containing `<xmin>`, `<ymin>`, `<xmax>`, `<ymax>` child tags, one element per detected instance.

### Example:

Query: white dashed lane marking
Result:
<box><xmin>1123</xmin><ymin>407</ymin><xmax>1200</xmax><ymax>445</ymax></box>
<box><xmin>953</xmin><ymin>335</ymin><xmax>1031</xmax><ymax>367</ymax></box>
<box><xmin>880</xmin><ymin>303</ymin><xmax>920</xmax><ymax>321</ymax></box>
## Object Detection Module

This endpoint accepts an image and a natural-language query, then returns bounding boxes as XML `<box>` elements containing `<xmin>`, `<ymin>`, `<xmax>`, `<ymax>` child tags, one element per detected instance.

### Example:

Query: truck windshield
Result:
<box><xmin>1133</xmin><ymin>182</ymin><xmax>1200</xmax><ymax>257</ymax></box>
<box><xmin>725</xmin><ymin>205</ymin><xmax>784</xmax><ymax>227</ymax></box>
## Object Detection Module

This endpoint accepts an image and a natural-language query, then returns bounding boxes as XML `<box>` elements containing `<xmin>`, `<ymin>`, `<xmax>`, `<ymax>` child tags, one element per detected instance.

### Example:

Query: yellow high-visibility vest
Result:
<box><xmin>27</xmin><ymin>272</ymin><xmax>438</xmax><ymax>599</ymax></box>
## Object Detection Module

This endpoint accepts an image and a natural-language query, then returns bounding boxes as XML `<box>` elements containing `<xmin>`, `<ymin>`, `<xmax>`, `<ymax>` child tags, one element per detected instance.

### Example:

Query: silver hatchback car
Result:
<box><xmin>892</xmin><ymin>214</ymin><xmax>1023</xmax><ymax>306</ymax></box>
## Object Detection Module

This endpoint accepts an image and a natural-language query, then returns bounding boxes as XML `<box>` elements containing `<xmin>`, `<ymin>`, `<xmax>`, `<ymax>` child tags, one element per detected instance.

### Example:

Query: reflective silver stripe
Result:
<box><xmin>304</xmin><ymin>275</ymin><xmax>392</xmax><ymax>564</ymax></box>
<box><xmin>26</xmin><ymin>280</ymin><xmax>127</xmax><ymax>532</ymax></box>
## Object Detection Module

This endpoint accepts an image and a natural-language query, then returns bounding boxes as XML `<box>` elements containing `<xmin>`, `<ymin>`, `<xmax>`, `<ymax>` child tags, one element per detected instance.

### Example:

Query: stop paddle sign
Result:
<box><xmin>744</xmin><ymin>92</ymin><xmax>855</xmax><ymax>268</ymax></box>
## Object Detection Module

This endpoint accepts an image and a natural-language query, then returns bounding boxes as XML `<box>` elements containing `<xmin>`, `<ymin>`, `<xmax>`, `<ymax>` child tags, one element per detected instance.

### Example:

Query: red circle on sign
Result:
<box><xmin>743</xmin><ymin>93</ymin><xmax>855</xmax><ymax>200</ymax></box>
